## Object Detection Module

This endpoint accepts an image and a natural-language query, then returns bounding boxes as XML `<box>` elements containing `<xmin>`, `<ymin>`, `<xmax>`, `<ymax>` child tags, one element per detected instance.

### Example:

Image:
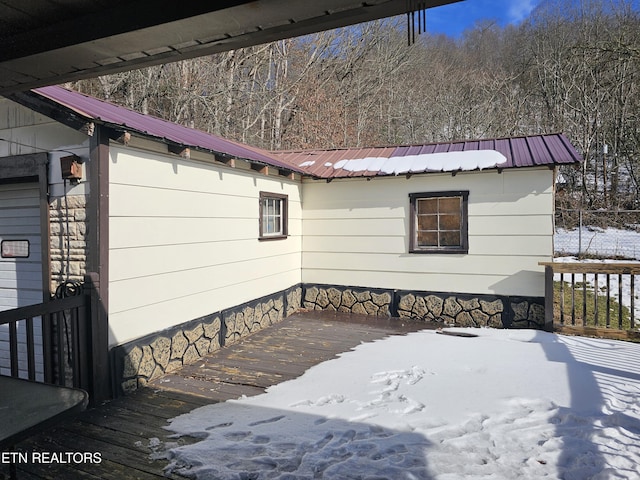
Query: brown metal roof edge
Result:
<box><xmin>272</xmin><ymin>133</ymin><xmax>584</xmax><ymax>179</ymax></box>
<box><xmin>8</xmin><ymin>88</ymin><xmax>308</xmax><ymax>177</ymax></box>
<box><xmin>5</xmin><ymin>90</ymin><xmax>93</xmax><ymax>133</ymax></box>
<box><xmin>271</xmin><ymin>132</ymin><xmax>576</xmax><ymax>156</ymax></box>
<box><xmin>8</xmin><ymin>86</ymin><xmax>582</xmax><ymax>180</ymax></box>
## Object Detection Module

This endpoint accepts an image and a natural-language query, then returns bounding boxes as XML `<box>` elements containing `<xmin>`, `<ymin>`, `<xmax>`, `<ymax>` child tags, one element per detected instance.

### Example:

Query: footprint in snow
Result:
<box><xmin>248</xmin><ymin>415</ymin><xmax>286</xmax><ymax>426</ymax></box>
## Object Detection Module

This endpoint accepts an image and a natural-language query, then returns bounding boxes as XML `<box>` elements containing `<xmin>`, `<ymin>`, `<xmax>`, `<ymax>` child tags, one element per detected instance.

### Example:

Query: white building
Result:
<box><xmin>0</xmin><ymin>86</ymin><xmax>582</xmax><ymax>394</ymax></box>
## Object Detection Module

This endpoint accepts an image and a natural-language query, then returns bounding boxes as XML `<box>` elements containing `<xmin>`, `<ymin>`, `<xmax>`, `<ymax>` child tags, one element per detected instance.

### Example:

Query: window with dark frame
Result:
<box><xmin>409</xmin><ymin>191</ymin><xmax>469</xmax><ymax>254</ymax></box>
<box><xmin>259</xmin><ymin>192</ymin><xmax>288</xmax><ymax>240</ymax></box>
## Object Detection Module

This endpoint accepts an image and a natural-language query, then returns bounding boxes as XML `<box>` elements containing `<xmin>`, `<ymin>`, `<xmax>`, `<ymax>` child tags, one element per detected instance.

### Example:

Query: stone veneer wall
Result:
<box><xmin>111</xmin><ymin>283</ymin><xmax>544</xmax><ymax>396</ymax></box>
<box><xmin>112</xmin><ymin>286</ymin><xmax>302</xmax><ymax>394</ymax></box>
<box><xmin>49</xmin><ymin>194</ymin><xmax>88</xmax><ymax>292</ymax></box>
<box><xmin>303</xmin><ymin>284</ymin><xmax>546</xmax><ymax>330</ymax></box>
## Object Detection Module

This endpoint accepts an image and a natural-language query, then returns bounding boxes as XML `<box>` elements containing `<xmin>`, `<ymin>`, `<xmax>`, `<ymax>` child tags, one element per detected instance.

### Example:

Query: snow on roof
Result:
<box><xmin>19</xmin><ymin>86</ymin><xmax>583</xmax><ymax>181</ymax></box>
<box><xmin>272</xmin><ymin>134</ymin><xmax>583</xmax><ymax>179</ymax></box>
<box><xmin>333</xmin><ymin>150</ymin><xmax>507</xmax><ymax>175</ymax></box>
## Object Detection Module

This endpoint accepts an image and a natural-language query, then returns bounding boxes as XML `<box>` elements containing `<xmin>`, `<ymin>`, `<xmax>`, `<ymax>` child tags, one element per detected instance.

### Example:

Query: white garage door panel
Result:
<box><xmin>0</xmin><ymin>182</ymin><xmax>44</xmax><ymax>380</ymax></box>
<box><xmin>0</xmin><ymin>207</ymin><xmax>41</xmax><ymax>218</ymax></box>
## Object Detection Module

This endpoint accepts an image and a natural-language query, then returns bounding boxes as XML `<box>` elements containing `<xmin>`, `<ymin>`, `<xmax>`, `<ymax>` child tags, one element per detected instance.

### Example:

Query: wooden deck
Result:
<box><xmin>2</xmin><ymin>312</ymin><xmax>432</xmax><ymax>479</ymax></box>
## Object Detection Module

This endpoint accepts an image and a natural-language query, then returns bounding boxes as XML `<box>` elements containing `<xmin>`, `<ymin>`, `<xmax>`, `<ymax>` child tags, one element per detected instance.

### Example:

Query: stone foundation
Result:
<box><xmin>396</xmin><ymin>292</ymin><xmax>505</xmax><ymax>327</ymax></box>
<box><xmin>112</xmin><ymin>285</ymin><xmax>302</xmax><ymax>394</ymax></box>
<box><xmin>303</xmin><ymin>286</ymin><xmax>392</xmax><ymax>316</ymax></box>
<box><xmin>112</xmin><ymin>283</ymin><xmax>544</xmax><ymax>395</ymax></box>
<box><xmin>303</xmin><ymin>284</ymin><xmax>545</xmax><ymax>329</ymax></box>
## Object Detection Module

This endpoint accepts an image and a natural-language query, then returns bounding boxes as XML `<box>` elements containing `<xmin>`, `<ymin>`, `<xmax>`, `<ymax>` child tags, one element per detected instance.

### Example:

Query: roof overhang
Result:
<box><xmin>0</xmin><ymin>0</ymin><xmax>460</xmax><ymax>96</ymax></box>
<box><xmin>7</xmin><ymin>85</ymin><xmax>308</xmax><ymax>176</ymax></box>
<box><xmin>271</xmin><ymin>134</ymin><xmax>585</xmax><ymax>179</ymax></box>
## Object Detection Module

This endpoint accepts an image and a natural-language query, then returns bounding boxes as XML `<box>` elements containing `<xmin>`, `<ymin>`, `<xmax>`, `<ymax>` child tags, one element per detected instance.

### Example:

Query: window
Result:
<box><xmin>1</xmin><ymin>240</ymin><xmax>30</xmax><ymax>258</ymax></box>
<box><xmin>409</xmin><ymin>191</ymin><xmax>468</xmax><ymax>253</ymax></box>
<box><xmin>259</xmin><ymin>192</ymin><xmax>288</xmax><ymax>240</ymax></box>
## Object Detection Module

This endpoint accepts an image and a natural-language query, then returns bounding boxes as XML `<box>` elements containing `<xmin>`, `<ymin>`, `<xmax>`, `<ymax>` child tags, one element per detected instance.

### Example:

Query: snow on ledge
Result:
<box><xmin>333</xmin><ymin>150</ymin><xmax>508</xmax><ymax>174</ymax></box>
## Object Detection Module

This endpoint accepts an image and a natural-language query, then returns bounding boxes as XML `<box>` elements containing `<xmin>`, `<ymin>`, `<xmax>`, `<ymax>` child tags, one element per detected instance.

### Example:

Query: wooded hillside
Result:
<box><xmin>69</xmin><ymin>0</ymin><xmax>640</xmax><ymax>213</ymax></box>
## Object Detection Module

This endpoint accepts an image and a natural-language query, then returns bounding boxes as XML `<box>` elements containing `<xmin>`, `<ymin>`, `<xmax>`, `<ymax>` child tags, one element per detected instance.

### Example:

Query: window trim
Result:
<box><xmin>259</xmin><ymin>191</ymin><xmax>288</xmax><ymax>240</ymax></box>
<box><xmin>409</xmin><ymin>190</ymin><xmax>469</xmax><ymax>254</ymax></box>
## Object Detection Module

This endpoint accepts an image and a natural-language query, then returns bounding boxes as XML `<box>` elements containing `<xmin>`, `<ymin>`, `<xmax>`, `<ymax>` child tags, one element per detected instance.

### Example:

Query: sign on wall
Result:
<box><xmin>1</xmin><ymin>240</ymin><xmax>30</xmax><ymax>258</ymax></box>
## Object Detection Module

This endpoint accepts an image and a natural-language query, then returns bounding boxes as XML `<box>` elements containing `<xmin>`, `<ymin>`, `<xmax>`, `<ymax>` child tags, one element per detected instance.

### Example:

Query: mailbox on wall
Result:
<box><xmin>60</xmin><ymin>155</ymin><xmax>83</xmax><ymax>181</ymax></box>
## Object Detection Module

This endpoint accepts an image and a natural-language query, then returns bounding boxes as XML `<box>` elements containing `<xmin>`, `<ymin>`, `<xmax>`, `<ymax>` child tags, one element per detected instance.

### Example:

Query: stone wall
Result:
<box><xmin>303</xmin><ymin>286</ymin><xmax>392</xmax><ymax>316</ymax></box>
<box><xmin>396</xmin><ymin>293</ymin><xmax>505</xmax><ymax>327</ymax></box>
<box><xmin>110</xmin><ymin>282</ymin><xmax>544</xmax><ymax>395</ymax></box>
<box><xmin>303</xmin><ymin>284</ymin><xmax>546</xmax><ymax>329</ymax></box>
<box><xmin>112</xmin><ymin>286</ymin><xmax>302</xmax><ymax>394</ymax></box>
<box><xmin>49</xmin><ymin>194</ymin><xmax>88</xmax><ymax>292</ymax></box>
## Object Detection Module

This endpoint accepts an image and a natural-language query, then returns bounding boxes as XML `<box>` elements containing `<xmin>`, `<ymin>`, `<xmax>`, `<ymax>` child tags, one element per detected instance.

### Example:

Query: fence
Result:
<box><xmin>0</xmin><ymin>295</ymin><xmax>90</xmax><ymax>385</ymax></box>
<box><xmin>555</xmin><ymin>209</ymin><xmax>640</xmax><ymax>260</ymax></box>
<box><xmin>541</xmin><ymin>261</ymin><xmax>640</xmax><ymax>340</ymax></box>
<box><xmin>0</xmin><ymin>277</ymin><xmax>110</xmax><ymax>406</ymax></box>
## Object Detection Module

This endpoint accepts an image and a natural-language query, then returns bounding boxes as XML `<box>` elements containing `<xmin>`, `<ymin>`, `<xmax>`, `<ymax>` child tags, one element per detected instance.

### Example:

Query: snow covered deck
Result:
<box><xmin>7</xmin><ymin>311</ymin><xmax>639</xmax><ymax>479</ymax></box>
<box><xmin>3</xmin><ymin>312</ymin><xmax>430</xmax><ymax>478</ymax></box>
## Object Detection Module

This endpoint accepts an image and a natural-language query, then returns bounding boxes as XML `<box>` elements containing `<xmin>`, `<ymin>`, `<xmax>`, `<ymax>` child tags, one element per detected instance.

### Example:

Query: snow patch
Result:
<box><xmin>556</xmin><ymin>227</ymin><xmax>640</xmax><ymax>260</ymax></box>
<box><xmin>332</xmin><ymin>150</ymin><xmax>507</xmax><ymax>175</ymax></box>
<box><xmin>161</xmin><ymin>329</ymin><xmax>640</xmax><ymax>479</ymax></box>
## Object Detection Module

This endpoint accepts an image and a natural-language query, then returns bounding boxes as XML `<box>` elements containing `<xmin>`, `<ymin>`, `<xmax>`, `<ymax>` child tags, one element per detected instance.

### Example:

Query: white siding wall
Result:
<box><xmin>0</xmin><ymin>99</ymin><xmax>88</xmax><ymax>161</ymax></box>
<box><xmin>0</xmin><ymin>99</ymin><xmax>89</xmax><ymax>379</ymax></box>
<box><xmin>108</xmin><ymin>146</ymin><xmax>302</xmax><ymax>346</ymax></box>
<box><xmin>301</xmin><ymin>168</ymin><xmax>554</xmax><ymax>297</ymax></box>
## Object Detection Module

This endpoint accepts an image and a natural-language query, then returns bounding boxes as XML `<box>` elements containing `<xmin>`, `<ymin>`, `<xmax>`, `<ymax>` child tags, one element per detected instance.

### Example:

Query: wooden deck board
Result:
<box><xmin>3</xmin><ymin>312</ymin><xmax>433</xmax><ymax>479</ymax></box>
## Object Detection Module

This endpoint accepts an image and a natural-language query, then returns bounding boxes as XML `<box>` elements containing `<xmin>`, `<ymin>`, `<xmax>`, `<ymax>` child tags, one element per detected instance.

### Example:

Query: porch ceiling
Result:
<box><xmin>0</xmin><ymin>0</ymin><xmax>460</xmax><ymax>96</ymax></box>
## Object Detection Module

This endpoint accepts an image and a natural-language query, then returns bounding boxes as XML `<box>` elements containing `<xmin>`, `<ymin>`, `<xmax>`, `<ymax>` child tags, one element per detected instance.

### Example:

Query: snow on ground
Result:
<box><xmin>555</xmin><ymin>227</ymin><xmax>640</xmax><ymax>260</ymax></box>
<box><xmin>158</xmin><ymin>329</ymin><xmax>640</xmax><ymax>479</ymax></box>
<box><xmin>554</xmin><ymin>227</ymin><xmax>640</xmax><ymax>323</ymax></box>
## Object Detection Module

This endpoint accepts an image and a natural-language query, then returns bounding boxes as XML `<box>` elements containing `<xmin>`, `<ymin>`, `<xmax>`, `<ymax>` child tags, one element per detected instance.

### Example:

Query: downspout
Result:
<box><xmin>86</xmin><ymin>124</ymin><xmax>111</xmax><ymax>403</ymax></box>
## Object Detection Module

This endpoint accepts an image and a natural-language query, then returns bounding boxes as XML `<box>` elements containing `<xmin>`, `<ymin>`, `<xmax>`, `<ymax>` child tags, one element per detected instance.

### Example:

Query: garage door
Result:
<box><xmin>0</xmin><ymin>182</ymin><xmax>44</xmax><ymax>379</ymax></box>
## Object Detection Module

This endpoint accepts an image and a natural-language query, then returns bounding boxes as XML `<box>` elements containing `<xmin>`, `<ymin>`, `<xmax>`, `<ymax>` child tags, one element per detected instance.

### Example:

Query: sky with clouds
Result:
<box><xmin>425</xmin><ymin>0</ymin><xmax>541</xmax><ymax>37</ymax></box>
<box><xmin>426</xmin><ymin>0</ymin><xmax>640</xmax><ymax>37</ymax></box>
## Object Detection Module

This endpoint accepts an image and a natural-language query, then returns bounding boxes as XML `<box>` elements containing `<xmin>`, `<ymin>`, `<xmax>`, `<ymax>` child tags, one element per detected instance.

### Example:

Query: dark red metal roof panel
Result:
<box><xmin>26</xmin><ymin>86</ymin><xmax>582</xmax><ymax>179</ymax></box>
<box><xmin>493</xmin><ymin>138</ymin><xmax>513</xmax><ymax>165</ymax></box>
<box><xmin>271</xmin><ymin>134</ymin><xmax>583</xmax><ymax>178</ymax></box>
<box><xmin>526</xmin><ymin>136</ymin><xmax>548</xmax><ymax>167</ymax></box>
<box><xmin>31</xmin><ymin>86</ymin><xmax>303</xmax><ymax>173</ymax></box>
<box><xmin>509</xmin><ymin>137</ymin><xmax>531</xmax><ymax>167</ymax></box>
<box><xmin>545</xmin><ymin>134</ymin><xmax>582</xmax><ymax>165</ymax></box>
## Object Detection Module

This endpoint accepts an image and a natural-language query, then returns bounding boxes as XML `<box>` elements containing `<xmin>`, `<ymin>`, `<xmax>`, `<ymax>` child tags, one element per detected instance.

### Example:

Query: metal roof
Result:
<box><xmin>22</xmin><ymin>85</ymin><xmax>302</xmax><ymax>173</ymax></box>
<box><xmin>8</xmin><ymin>86</ymin><xmax>583</xmax><ymax>179</ymax></box>
<box><xmin>271</xmin><ymin>134</ymin><xmax>584</xmax><ymax>179</ymax></box>
<box><xmin>0</xmin><ymin>0</ymin><xmax>460</xmax><ymax>95</ymax></box>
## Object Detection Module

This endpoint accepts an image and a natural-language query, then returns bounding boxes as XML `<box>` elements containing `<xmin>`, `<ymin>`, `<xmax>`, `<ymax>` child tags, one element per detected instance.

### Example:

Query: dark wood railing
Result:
<box><xmin>0</xmin><ymin>277</ymin><xmax>110</xmax><ymax>405</ymax></box>
<box><xmin>0</xmin><ymin>294</ymin><xmax>88</xmax><ymax>384</ymax></box>
<box><xmin>541</xmin><ymin>262</ymin><xmax>640</xmax><ymax>340</ymax></box>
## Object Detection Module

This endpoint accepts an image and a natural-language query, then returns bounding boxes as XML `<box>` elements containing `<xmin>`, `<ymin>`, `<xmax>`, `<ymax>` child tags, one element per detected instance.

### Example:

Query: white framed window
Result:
<box><xmin>259</xmin><ymin>192</ymin><xmax>288</xmax><ymax>240</ymax></box>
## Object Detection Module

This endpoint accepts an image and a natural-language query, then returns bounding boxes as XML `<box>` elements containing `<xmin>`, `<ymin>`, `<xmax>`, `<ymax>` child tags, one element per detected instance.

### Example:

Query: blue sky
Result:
<box><xmin>425</xmin><ymin>0</ymin><xmax>541</xmax><ymax>37</ymax></box>
<box><xmin>426</xmin><ymin>0</ymin><xmax>640</xmax><ymax>37</ymax></box>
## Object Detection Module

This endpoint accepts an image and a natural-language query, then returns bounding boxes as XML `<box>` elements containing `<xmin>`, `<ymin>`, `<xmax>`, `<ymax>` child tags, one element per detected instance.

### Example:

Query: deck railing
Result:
<box><xmin>0</xmin><ymin>294</ymin><xmax>90</xmax><ymax>385</ymax></box>
<box><xmin>0</xmin><ymin>276</ymin><xmax>110</xmax><ymax>405</ymax></box>
<box><xmin>540</xmin><ymin>262</ymin><xmax>640</xmax><ymax>338</ymax></box>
